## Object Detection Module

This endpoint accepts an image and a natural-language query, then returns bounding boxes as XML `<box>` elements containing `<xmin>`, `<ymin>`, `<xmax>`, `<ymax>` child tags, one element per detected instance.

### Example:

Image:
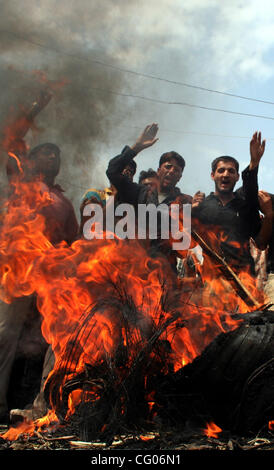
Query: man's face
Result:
<box><xmin>33</xmin><ymin>145</ymin><xmax>61</xmax><ymax>178</ymax></box>
<box><xmin>122</xmin><ymin>165</ymin><xmax>135</xmax><ymax>182</ymax></box>
<box><xmin>211</xmin><ymin>160</ymin><xmax>239</xmax><ymax>194</ymax></box>
<box><xmin>140</xmin><ymin>176</ymin><xmax>159</xmax><ymax>193</ymax></box>
<box><xmin>157</xmin><ymin>158</ymin><xmax>183</xmax><ymax>192</ymax></box>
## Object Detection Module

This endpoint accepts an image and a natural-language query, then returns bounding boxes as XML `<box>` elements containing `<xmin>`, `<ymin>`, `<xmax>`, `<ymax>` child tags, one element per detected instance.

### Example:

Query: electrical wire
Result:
<box><xmin>1</xmin><ymin>28</ymin><xmax>274</xmax><ymax>107</ymax></box>
<box><xmin>91</xmin><ymin>87</ymin><xmax>274</xmax><ymax>121</ymax></box>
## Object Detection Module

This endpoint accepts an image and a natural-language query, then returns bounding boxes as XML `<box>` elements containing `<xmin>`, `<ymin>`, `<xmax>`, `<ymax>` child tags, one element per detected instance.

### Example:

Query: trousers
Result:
<box><xmin>0</xmin><ymin>296</ymin><xmax>34</xmax><ymax>416</ymax></box>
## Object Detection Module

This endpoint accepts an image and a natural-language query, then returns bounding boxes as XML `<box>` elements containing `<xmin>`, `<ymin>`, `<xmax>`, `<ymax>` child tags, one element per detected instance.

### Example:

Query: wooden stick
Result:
<box><xmin>69</xmin><ymin>441</ymin><xmax>106</xmax><ymax>448</ymax></box>
<box><xmin>191</xmin><ymin>229</ymin><xmax>261</xmax><ymax>309</ymax></box>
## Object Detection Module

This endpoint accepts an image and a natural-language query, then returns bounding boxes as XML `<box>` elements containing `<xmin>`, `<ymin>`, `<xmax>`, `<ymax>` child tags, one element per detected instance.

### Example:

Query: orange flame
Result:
<box><xmin>7</xmin><ymin>152</ymin><xmax>23</xmax><ymax>173</ymax></box>
<box><xmin>0</xmin><ymin>171</ymin><xmax>265</xmax><ymax>439</ymax></box>
<box><xmin>139</xmin><ymin>434</ymin><xmax>155</xmax><ymax>441</ymax></box>
<box><xmin>269</xmin><ymin>420</ymin><xmax>274</xmax><ymax>431</ymax></box>
<box><xmin>1</xmin><ymin>410</ymin><xmax>59</xmax><ymax>441</ymax></box>
<box><xmin>204</xmin><ymin>421</ymin><xmax>222</xmax><ymax>439</ymax></box>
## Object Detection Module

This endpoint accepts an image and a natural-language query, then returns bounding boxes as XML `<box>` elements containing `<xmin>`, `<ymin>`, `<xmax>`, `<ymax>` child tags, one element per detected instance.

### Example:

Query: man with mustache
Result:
<box><xmin>106</xmin><ymin>124</ymin><xmax>192</xmax><ymax>208</ymax></box>
<box><xmin>106</xmin><ymin>124</ymin><xmax>192</xmax><ymax>272</ymax></box>
<box><xmin>191</xmin><ymin>131</ymin><xmax>265</xmax><ymax>277</ymax></box>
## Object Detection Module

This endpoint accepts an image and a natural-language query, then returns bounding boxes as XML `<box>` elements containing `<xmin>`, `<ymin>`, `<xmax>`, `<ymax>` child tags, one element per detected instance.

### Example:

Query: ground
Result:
<box><xmin>1</xmin><ymin>424</ymin><xmax>274</xmax><ymax>452</ymax></box>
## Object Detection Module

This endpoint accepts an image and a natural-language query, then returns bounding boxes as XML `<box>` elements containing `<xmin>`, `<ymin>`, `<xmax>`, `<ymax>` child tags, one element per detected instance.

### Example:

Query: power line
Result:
<box><xmin>2</xmin><ymin>29</ymin><xmax>274</xmax><ymax>120</ymax></box>
<box><xmin>127</xmin><ymin>125</ymin><xmax>274</xmax><ymax>140</ymax></box>
<box><xmin>1</xmin><ymin>28</ymin><xmax>274</xmax><ymax>106</ymax></box>
<box><xmin>92</xmin><ymin>87</ymin><xmax>274</xmax><ymax>121</ymax></box>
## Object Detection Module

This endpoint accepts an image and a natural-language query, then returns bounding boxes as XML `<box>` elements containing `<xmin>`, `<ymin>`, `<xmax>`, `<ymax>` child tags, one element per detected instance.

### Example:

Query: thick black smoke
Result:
<box><xmin>0</xmin><ymin>1</ymin><xmax>138</xmax><ymax>214</ymax></box>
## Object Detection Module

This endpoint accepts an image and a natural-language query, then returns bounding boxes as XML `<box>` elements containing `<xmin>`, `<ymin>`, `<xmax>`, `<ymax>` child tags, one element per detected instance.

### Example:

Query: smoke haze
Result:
<box><xmin>2</xmin><ymin>1</ymin><xmax>274</xmax><ymax>211</ymax></box>
<box><xmin>0</xmin><ymin>0</ymin><xmax>149</xmax><ymax>213</ymax></box>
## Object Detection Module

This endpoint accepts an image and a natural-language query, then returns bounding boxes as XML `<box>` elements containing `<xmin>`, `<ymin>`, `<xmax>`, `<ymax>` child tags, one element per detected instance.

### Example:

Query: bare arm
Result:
<box><xmin>191</xmin><ymin>191</ymin><xmax>205</xmax><ymax>210</ymax></box>
<box><xmin>19</xmin><ymin>89</ymin><xmax>53</xmax><ymax>139</ymax></box>
<box><xmin>254</xmin><ymin>190</ymin><xmax>273</xmax><ymax>250</ymax></box>
<box><xmin>4</xmin><ymin>89</ymin><xmax>53</xmax><ymax>153</ymax></box>
<box><xmin>130</xmin><ymin>123</ymin><xmax>159</xmax><ymax>154</ymax></box>
<box><xmin>249</xmin><ymin>131</ymin><xmax>266</xmax><ymax>170</ymax></box>
<box><xmin>106</xmin><ymin>123</ymin><xmax>159</xmax><ymax>205</ymax></box>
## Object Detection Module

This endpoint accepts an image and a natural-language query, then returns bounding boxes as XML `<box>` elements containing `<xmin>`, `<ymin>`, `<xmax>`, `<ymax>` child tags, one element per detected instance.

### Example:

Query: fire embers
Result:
<box><xmin>1</xmin><ymin>178</ymin><xmax>272</xmax><ymax>441</ymax></box>
<box><xmin>44</xmin><ymin>306</ymin><xmax>274</xmax><ymax>441</ymax></box>
<box><xmin>43</xmin><ymin>295</ymin><xmax>181</xmax><ymax>442</ymax></box>
<box><xmin>204</xmin><ymin>422</ymin><xmax>222</xmax><ymax>439</ymax></box>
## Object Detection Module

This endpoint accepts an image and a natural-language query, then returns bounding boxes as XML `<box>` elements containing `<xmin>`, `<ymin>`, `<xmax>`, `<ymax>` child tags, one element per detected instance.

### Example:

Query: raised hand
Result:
<box><xmin>131</xmin><ymin>123</ymin><xmax>159</xmax><ymax>154</ymax></box>
<box><xmin>258</xmin><ymin>190</ymin><xmax>273</xmax><ymax>217</ymax></box>
<box><xmin>249</xmin><ymin>131</ymin><xmax>266</xmax><ymax>169</ymax></box>
<box><xmin>192</xmin><ymin>190</ymin><xmax>205</xmax><ymax>209</ymax></box>
<box><xmin>36</xmin><ymin>89</ymin><xmax>53</xmax><ymax>108</ymax></box>
<box><xmin>255</xmin><ymin>190</ymin><xmax>273</xmax><ymax>250</ymax></box>
<box><xmin>28</xmin><ymin>89</ymin><xmax>53</xmax><ymax>120</ymax></box>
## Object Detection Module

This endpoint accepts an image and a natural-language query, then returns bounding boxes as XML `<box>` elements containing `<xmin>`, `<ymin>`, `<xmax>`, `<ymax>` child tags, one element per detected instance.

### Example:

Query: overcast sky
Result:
<box><xmin>1</xmin><ymin>0</ymin><xmax>274</xmax><ymax>215</ymax></box>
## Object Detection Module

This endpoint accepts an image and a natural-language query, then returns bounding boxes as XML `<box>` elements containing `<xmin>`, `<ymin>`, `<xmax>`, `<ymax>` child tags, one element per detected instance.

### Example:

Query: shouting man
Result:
<box><xmin>105</xmin><ymin>124</ymin><xmax>192</xmax><ymax>272</ymax></box>
<box><xmin>191</xmin><ymin>131</ymin><xmax>265</xmax><ymax>277</ymax></box>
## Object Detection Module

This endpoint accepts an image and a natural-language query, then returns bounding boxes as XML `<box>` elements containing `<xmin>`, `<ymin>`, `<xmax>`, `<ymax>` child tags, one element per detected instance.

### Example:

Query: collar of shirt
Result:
<box><xmin>158</xmin><ymin>186</ymin><xmax>183</xmax><ymax>204</ymax></box>
<box><xmin>206</xmin><ymin>191</ymin><xmax>243</xmax><ymax>207</ymax></box>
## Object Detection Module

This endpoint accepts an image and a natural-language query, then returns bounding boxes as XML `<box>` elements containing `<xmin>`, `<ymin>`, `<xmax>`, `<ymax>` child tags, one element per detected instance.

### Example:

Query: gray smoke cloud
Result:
<box><xmin>2</xmin><ymin>1</ymin><xmax>274</xmax><ymax>213</ymax></box>
<box><xmin>0</xmin><ymin>0</ymin><xmax>145</xmax><ymax>216</ymax></box>
<box><xmin>1</xmin><ymin>1</ymin><xmax>218</xmax><ymax>216</ymax></box>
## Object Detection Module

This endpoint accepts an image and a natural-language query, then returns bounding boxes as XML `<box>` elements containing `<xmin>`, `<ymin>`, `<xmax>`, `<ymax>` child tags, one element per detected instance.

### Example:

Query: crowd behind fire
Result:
<box><xmin>0</xmin><ymin>90</ymin><xmax>274</xmax><ymax>426</ymax></box>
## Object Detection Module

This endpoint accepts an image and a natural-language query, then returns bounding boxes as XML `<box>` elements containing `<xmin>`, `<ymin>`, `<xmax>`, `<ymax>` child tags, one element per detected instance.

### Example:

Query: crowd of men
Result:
<box><xmin>0</xmin><ymin>94</ymin><xmax>274</xmax><ymax>426</ymax></box>
<box><xmin>83</xmin><ymin>122</ymin><xmax>272</xmax><ymax>285</ymax></box>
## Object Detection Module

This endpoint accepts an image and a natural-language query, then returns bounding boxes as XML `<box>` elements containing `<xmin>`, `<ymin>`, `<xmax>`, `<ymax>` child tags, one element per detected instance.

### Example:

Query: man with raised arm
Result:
<box><xmin>191</xmin><ymin>131</ymin><xmax>265</xmax><ymax>277</ymax></box>
<box><xmin>106</xmin><ymin>123</ymin><xmax>192</xmax><ymax>208</ymax></box>
<box><xmin>105</xmin><ymin>124</ymin><xmax>193</xmax><ymax>272</ymax></box>
<box><xmin>0</xmin><ymin>92</ymin><xmax>79</xmax><ymax>424</ymax></box>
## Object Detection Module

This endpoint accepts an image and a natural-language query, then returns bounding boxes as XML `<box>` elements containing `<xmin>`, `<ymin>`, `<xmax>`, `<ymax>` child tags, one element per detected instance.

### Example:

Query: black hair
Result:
<box><xmin>27</xmin><ymin>143</ymin><xmax>60</xmax><ymax>160</ymax></box>
<box><xmin>158</xmin><ymin>151</ymin><xmax>185</xmax><ymax>170</ymax></box>
<box><xmin>138</xmin><ymin>168</ymin><xmax>158</xmax><ymax>184</ymax></box>
<box><xmin>211</xmin><ymin>156</ymin><xmax>239</xmax><ymax>173</ymax></box>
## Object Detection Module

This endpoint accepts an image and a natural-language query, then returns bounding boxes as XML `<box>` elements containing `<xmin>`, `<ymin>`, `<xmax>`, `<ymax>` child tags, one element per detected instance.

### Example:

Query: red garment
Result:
<box><xmin>39</xmin><ymin>182</ymin><xmax>79</xmax><ymax>245</ymax></box>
